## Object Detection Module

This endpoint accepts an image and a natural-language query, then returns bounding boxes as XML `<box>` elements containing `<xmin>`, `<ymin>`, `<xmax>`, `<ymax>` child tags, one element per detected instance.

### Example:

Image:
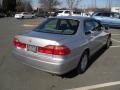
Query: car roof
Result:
<box><xmin>51</xmin><ymin>16</ymin><xmax>90</xmax><ymax>21</ymax></box>
<box><xmin>59</xmin><ymin>10</ymin><xmax>70</xmax><ymax>11</ymax></box>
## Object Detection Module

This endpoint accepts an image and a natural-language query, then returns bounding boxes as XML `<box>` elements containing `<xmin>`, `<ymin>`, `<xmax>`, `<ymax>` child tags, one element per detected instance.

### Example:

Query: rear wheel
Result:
<box><xmin>21</xmin><ymin>16</ymin><xmax>24</xmax><ymax>19</ymax></box>
<box><xmin>76</xmin><ymin>51</ymin><xmax>89</xmax><ymax>74</ymax></box>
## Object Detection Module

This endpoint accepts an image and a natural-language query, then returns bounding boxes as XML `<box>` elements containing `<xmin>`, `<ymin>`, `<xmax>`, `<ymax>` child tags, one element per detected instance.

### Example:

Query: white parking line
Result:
<box><xmin>110</xmin><ymin>46</ymin><xmax>120</xmax><ymax>48</ymax></box>
<box><xmin>112</xmin><ymin>38</ymin><xmax>120</xmax><ymax>43</ymax></box>
<box><xmin>69</xmin><ymin>81</ymin><xmax>120</xmax><ymax>90</ymax></box>
<box><xmin>112</xmin><ymin>34</ymin><xmax>120</xmax><ymax>36</ymax></box>
<box><xmin>23</xmin><ymin>24</ymin><xmax>37</xmax><ymax>27</ymax></box>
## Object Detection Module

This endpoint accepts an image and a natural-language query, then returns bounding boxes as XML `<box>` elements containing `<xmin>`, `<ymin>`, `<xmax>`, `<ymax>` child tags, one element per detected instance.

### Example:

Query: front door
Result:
<box><xmin>84</xmin><ymin>19</ymin><xmax>104</xmax><ymax>54</ymax></box>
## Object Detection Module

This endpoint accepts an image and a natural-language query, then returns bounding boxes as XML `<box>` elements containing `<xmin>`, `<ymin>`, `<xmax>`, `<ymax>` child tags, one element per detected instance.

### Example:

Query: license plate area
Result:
<box><xmin>27</xmin><ymin>45</ymin><xmax>37</xmax><ymax>53</ymax></box>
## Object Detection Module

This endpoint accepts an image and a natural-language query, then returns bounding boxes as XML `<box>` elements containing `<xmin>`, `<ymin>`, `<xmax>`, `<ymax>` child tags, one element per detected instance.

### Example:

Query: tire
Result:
<box><xmin>31</xmin><ymin>16</ymin><xmax>34</xmax><ymax>19</ymax></box>
<box><xmin>106</xmin><ymin>36</ymin><xmax>111</xmax><ymax>49</ymax></box>
<box><xmin>76</xmin><ymin>51</ymin><xmax>89</xmax><ymax>74</ymax></box>
<box><xmin>21</xmin><ymin>16</ymin><xmax>24</xmax><ymax>19</ymax></box>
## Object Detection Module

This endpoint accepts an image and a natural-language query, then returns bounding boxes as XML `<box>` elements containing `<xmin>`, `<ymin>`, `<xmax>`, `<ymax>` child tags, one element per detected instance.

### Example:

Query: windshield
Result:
<box><xmin>111</xmin><ymin>12</ymin><xmax>120</xmax><ymax>18</ymax></box>
<box><xmin>34</xmin><ymin>18</ymin><xmax>79</xmax><ymax>35</ymax></box>
<box><xmin>58</xmin><ymin>11</ymin><xmax>63</xmax><ymax>13</ymax></box>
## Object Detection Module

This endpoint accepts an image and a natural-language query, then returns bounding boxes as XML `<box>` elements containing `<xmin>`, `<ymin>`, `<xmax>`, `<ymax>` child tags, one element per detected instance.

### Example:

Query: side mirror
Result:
<box><xmin>85</xmin><ymin>31</ymin><xmax>91</xmax><ymax>35</ymax></box>
<box><xmin>105</xmin><ymin>26</ymin><xmax>109</xmax><ymax>30</ymax></box>
<box><xmin>102</xmin><ymin>24</ymin><xmax>109</xmax><ymax>30</ymax></box>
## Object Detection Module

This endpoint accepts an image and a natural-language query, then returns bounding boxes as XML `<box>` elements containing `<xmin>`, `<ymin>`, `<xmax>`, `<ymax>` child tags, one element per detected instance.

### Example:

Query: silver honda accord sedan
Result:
<box><xmin>12</xmin><ymin>16</ymin><xmax>111</xmax><ymax>75</ymax></box>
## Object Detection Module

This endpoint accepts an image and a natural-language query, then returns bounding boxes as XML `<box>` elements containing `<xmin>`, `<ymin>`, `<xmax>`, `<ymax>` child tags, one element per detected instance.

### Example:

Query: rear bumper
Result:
<box><xmin>12</xmin><ymin>49</ymin><xmax>78</xmax><ymax>75</ymax></box>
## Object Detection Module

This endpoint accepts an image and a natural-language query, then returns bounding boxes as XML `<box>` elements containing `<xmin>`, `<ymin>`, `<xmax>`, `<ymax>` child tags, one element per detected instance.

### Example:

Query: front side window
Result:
<box><xmin>102</xmin><ymin>13</ymin><xmax>110</xmax><ymax>17</ymax></box>
<box><xmin>84</xmin><ymin>20</ymin><xmax>94</xmax><ymax>33</ymax></box>
<box><xmin>73</xmin><ymin>11</ymin><xmax>81</xmax><ymax>14</ymax></box>
<box><xmin>84</xmin><ymin>19</ymin><xmax>101</xmax><ymax>34</ymax></box>
<box><xmin>34</xmin><ymin>18</ymin><xmax>79</xmax><ymax>35</ymax></box>
<box><xmin>111</xmin><ymin>13</ymin><xmax>120</xmax><ymax>18</ymax></box>
<box><xmin>95</xmin><ymin>12</ymin><xmax>110</xmax><ymax>17</ymax></box>
<box><xmin>95</xmin><ymin>13</ymin><xmax>104</xmax><ymax>16</ymax></box>
<box><xmin>23</xmin><ymin>12</ymin><xmax>28</xmax><ymax>14</ymax></box>
<box><xmin>92</xmin><ymin>20</ymin><xmax>101</xmax><ymax>31</ymax></box>
<box><xmin>58</xmin><ymin>11</ymin><xmax>63</xmax><ymax>13</ymax></box>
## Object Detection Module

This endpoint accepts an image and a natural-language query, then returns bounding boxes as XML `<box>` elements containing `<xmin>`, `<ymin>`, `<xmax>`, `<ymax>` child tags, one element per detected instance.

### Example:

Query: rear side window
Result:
<box><xmin>34</xmin><ymin>18</ymin><xmax>80</xmax><ymax>35</ymax></box>
<box><xmin>65</xmin><ymin>11</ymin><xmax>70</xmax><ymax>13</ymax></box>
<box><xmin>73</xmin><ymin>11</ymin><xmax>81</xmax><ymax>14</ymax></box>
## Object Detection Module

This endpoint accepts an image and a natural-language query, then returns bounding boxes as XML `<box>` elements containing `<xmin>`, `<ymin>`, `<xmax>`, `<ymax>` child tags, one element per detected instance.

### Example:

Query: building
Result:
<box><xmin>111</xmin><ymin>7</ymin><xmax>120</xmax><ymax>13</ymax></box>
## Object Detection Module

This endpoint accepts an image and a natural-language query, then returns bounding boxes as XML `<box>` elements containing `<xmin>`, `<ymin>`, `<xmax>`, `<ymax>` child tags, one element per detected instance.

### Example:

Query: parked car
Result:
<box><xmin>15</xmin><ymin>12</ymin><xmax>36</xmax><ymax>19</ymax></box>
<box><xmin>56</xmin><ymin>10</ymin><xmax>81</xmax><ymax>16</ymax></box>
<box><xmin>0</xmin><ymin>12</ymin><xmax>7</xmax><ymax>18</ymax></box>
<box><xmin>35</xmin><ymin>11</ymin><xmax>49</xmax><ymax>18</ymax></box>
<box><xmin>56</xmin><ymin>10</ymin><xmax>70</xmax><ymax>16</ymax></box>
<box><xmin>12</xmin><ymin>16</ymin><xmax>111</xmax><ymax>75</ymax></box>
<box><xmin>6</xmin><ymin>12</ymin><xmax>16</xmax><ymax>17</ymax></box>
<box><xmin>92</xmin><ymin>11</ymin><xmax>120</xmax><ymax>28</ymax></box>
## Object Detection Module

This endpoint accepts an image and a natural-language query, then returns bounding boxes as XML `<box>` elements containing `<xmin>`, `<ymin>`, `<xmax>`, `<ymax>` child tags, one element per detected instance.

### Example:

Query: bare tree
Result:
<box><xmin>39</xmin><ymin>0</ymin><xmax>60</xmax><ymax>15</ymax></box>
<box><xmin>2</xmin><ymin>0</ymin><xmax>16</xmax><ymax>11</ymax></box>
<box><xmin>66</xmin><ymin>0</ymin><xmax>82</xmax><ymax>15</ymax></box>
<box><xmin>24</xmin><ymin>1</ymin><xmax>33</xmax><ymax>12</ymax></box>
<box><xmin>0</xmin><ymin>0</ymin><xmax>2</xmax><ymax>6</ymax></box>
<box><xmin>16</xmin><ymin>0</ymin><xmax>24</xmax><ymax>12</ymax></box>
<box><xmin>16</xmin><ymin>0</ymin><xmax>33</xmax><ymax>12</ymax></box>
<box><xmin>0</xmin><ymin>2</ymin><xmax>1</xmax><ymax>7</ymax></box>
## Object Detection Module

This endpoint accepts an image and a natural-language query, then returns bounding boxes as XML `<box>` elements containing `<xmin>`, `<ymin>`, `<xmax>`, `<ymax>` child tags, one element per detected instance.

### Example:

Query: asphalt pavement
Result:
<box><xmin>0</xmin><ymin>17</ymin><xmax>120</xmax><ymax>90</ymax></box>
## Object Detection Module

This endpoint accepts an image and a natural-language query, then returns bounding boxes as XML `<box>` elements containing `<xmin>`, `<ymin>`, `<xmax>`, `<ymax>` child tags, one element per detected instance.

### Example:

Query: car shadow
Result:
<box><xmin>61</xmin><ymin>47</ymin><xmax>107</xmax><ymax>78</ymax></box>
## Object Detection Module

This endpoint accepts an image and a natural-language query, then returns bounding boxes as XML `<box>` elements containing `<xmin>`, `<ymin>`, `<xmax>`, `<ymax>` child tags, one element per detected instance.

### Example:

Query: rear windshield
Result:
<box><xmin>34</xmin><ymin>18</ymin><xmax>79</xmax><ymax>35</ymax></box>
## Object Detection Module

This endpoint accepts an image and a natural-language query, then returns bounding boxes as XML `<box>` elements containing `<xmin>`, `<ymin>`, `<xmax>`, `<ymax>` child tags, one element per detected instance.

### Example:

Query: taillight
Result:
<box><xmin>13</xmin><ymin>38</ymin><xmax>26</xmax><ymax>49</ymax></box>
<box><xmin>38</xmin><ymin>45</ymin><xmax>71</xmax><ymax>56</ymax></box>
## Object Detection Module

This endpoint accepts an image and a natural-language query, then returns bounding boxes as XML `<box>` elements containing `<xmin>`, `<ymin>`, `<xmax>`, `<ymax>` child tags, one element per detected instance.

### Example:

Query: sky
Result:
<box><xmin>32</xmin><ymin>0</ymin><xmax>120</xmax><ymax>9</ymax></box>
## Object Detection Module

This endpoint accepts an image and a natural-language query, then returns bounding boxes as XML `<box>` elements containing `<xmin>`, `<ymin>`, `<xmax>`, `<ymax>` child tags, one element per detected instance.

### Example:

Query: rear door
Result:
<box><xmin>91</xmin><ymin>20</ymin><xmax>108</xmax><ymax>46</ymax></box>
<box><xmin>23</xmin><ymin>12</ymin><xmax>28</xmax><ymax>18</ymax></box>
<box><xmin>24</xmin><ymin>12</ymin><xmax>31</xmax><ymax>18</ymax></box>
